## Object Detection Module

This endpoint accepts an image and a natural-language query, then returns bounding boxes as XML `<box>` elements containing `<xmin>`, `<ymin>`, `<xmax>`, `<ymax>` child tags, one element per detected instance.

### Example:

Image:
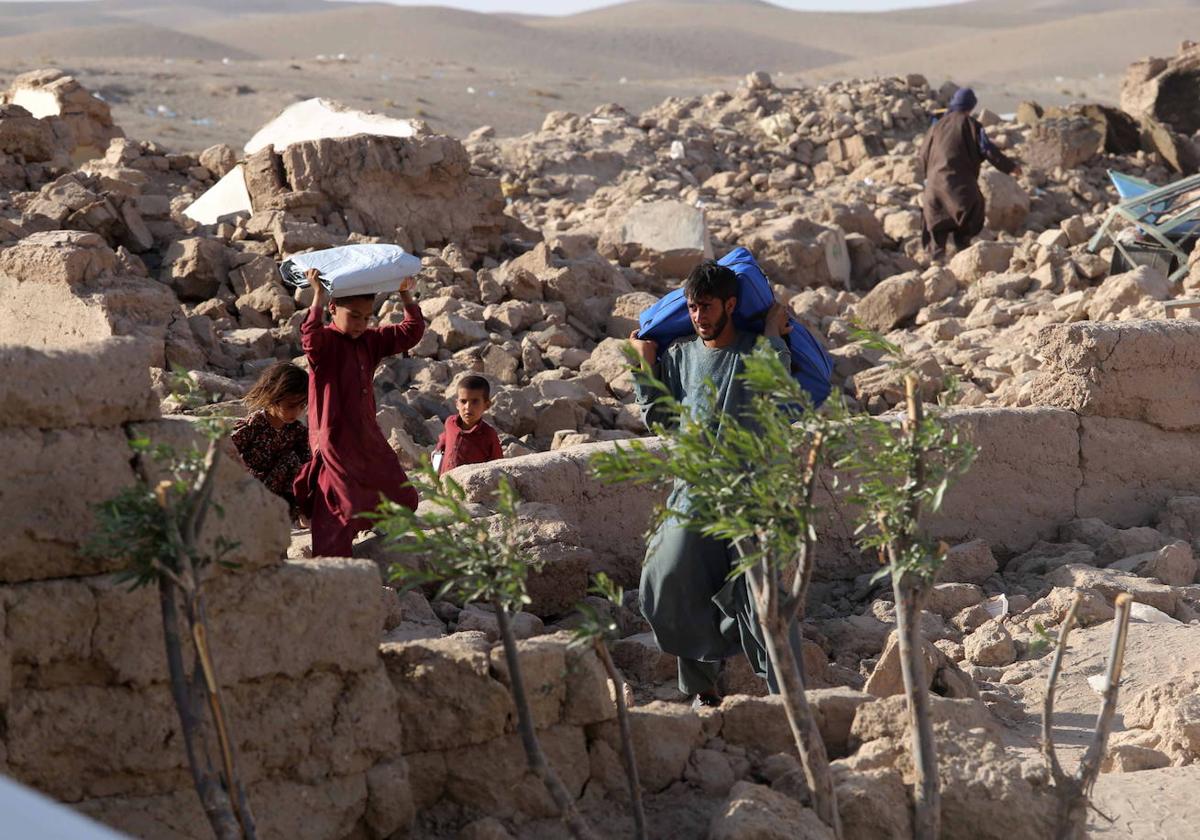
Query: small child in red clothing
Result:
<box><xmin>230</xmin><ymin>362</ymin><xmax>311</xmax><ymax>523</ymax></box>
<box><xmin>434</xmin><ymin>375</ymin><xmax>503</xmax><ymax>475</ymax></box>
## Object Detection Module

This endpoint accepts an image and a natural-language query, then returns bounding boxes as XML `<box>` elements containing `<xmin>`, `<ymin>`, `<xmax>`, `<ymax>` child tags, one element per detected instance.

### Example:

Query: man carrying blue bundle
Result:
<box><xmin>919</xmin><ymin>86</ymin><xmax>1022</xmax><ymax>262</ymax></box>
<box><xmin>628</xmin><ymin>259</ymin><xmax>796</xmax><ymax>708</ymax></box>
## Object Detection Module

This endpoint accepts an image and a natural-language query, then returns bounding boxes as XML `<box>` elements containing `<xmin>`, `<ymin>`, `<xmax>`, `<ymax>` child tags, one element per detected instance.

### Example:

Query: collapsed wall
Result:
<box><xmin>447</xmin><ymin>318</ymin><xmax>1200</xmax><ymax>588</ymax></box>
<box><xmin>0</xmin><ymin>338</ymin><xmax>414</xmax><ymax>840</ymax></box>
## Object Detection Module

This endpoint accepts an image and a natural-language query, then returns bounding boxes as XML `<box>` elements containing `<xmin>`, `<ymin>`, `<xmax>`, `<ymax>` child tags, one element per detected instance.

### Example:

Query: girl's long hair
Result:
<box><xmin>244</xmin><ymin>361</ymin><xmax>308</xmax><ymax>412</ymax></box>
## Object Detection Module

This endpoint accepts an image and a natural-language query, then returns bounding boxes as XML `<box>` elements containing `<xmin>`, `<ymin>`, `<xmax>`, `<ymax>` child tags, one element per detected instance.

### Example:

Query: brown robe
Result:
<box><xmin>919</xmin><ymin>110</ymin><xmax>1017</xmax><ymax>250</ymax></box>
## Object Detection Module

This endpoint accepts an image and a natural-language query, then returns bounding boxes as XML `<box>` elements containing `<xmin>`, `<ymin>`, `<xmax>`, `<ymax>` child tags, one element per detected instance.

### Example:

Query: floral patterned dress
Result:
<box><xmin>230</xmin><ymin>410</ymin><xmax>311</xmax><ymax>522</ymax></box>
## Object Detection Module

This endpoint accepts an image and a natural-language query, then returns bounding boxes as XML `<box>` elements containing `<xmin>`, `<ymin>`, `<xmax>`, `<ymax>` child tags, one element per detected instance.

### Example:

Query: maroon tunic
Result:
<box><xmin>230</xmin><ymin>409</ymin><xmax>310</xmax><ymax>520</ymax></box>
<box><xmin>435</xmin><ymin>415</ymin><xmax>503</xmax><ymax>475</ymax></box>
<box><xmin>293</xmin><ymin>301</ymin><xmax>425</xmax><ymax>525</ymax></box>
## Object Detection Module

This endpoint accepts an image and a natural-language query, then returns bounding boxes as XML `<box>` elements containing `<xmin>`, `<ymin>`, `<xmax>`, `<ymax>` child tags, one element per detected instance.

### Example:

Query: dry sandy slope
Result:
<box><xmin>183</xmin><ymin>3</ymin><xmax>850</xmax><ymax>76</ymax></box>
<box><xmin>532</xmin><ymin>0</ymin><xmax>986</xmax><ymax>63</ymax></box>
<box><xmin>801</xmin><ymin>6</ymin><xmax>1192</xmax><ymax>88</ymax></box>
<box><xmin>0</xmin><ymin>22</ymin><xmax>259</xmax><ymax>61</ymax></box>
<box><xmin>0</xmin><ymin>0</ymin><xmax>1193</xmax><ymax>148</ymax></box>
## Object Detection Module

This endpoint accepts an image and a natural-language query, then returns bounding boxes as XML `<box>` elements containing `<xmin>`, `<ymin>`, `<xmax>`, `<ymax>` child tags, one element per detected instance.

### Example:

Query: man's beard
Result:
<box><xmin>697</xmin><ymin>308</ymin><xmax>729</xmax><ymax>339</ymax></box>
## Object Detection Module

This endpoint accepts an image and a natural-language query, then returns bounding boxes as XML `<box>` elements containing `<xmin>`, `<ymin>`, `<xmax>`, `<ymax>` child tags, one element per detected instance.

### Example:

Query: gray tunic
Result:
<box><xmin>633</xmin><ymin>330</ymin><xmax>795</xmax><ymax>694</ymax></box>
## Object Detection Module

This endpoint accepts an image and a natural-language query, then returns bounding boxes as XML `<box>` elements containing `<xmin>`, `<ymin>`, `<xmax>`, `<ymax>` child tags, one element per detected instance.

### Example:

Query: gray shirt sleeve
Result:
<box><xmin>633</xmin><ymin>346</ymin><xmax>680</xmax><ymax>431</ymax></box>
<box><xmin>763</xmin><ymin>334</ymin><xmax>790</xmax><ymax>366</ymax></box>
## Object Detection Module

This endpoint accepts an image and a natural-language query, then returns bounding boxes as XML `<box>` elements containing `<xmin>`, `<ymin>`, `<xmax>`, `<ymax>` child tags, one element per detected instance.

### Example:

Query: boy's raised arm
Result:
<box><xmin>373</xmin><ymin>276</ymin><xmax>425</xmax><ymax>359</ymax></box>
<box><xmin>300</xmin><ymin>269</ymin><xmax>329</xmax><ymax>360</ymax></box>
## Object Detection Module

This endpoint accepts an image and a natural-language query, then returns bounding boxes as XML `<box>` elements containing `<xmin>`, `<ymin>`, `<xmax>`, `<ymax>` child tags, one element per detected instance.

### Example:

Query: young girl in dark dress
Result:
<box><xmin>230</xmin><ymin>362</ymin><xmax>311</xmax><ymax>524</ymax></box>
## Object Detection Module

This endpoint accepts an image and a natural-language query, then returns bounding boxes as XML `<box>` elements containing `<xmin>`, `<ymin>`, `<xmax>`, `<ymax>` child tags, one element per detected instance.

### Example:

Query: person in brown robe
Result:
<box><xmin>919</xmin><ymin>87</ymin><xmax>1021</xmax><ymax>261</ymax></box>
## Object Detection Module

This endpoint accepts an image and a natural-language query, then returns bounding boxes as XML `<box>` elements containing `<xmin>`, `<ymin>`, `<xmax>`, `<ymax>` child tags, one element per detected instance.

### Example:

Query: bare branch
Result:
<box><xmin>1042</xmin><ymin>593</ymin><xmax>1082</xmax><ymax>786</ymax></box>
<box><xmin>594</xmin><ymin>641</ymin><xmax>647</xmax><ymax>840</ymax></box>
<box><xmin>1077</xmin><ymin>593</ymin><xmax>1134</xmax><ymax>796</ymax></box>
<box><xmin>494</xmin><ymin>600</ymin><xmax>600</xmax><ymax>840</ymax></box>
<box><xmin>1048</xmin><ymin>593</ymin><xmax>1134</xmax><ymax>840</ymax></box>
<box><xmin>185</xmin><ymin>438</ymin><xmax>222</xmax><ymax>548</ymax></box>
<box><xmin>904</xmin><ymin>374</ymin><xmax>926</xmax><ymax>526</ymax></box>
<box><xmin>784</xmin><ymin>432</ymin><xmax>825</xmax><ymax>621</ymax></box>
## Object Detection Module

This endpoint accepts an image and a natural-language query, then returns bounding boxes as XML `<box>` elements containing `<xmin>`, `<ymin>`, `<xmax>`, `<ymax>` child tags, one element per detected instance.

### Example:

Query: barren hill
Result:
<box><xmin>0</xmin><ymin>0</ymin><xmax>1192</xmax><ymax>147</ymax></box>
<box><xmin>0</xmin><ymin>21</ymin><xmax>259</xmax><ymax>61</ymax></box>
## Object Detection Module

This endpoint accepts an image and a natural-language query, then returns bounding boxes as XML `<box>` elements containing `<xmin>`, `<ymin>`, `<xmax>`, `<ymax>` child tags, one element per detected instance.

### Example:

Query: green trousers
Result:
<box><xmin>640</xmin><ymin>494</ymin><xmax>803</xmax><ymax>696</ymax></box>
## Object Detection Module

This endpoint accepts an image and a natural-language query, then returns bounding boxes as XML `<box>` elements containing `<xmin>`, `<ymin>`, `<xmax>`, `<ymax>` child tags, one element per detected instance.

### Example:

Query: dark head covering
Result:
<box><xmin>948</xmin><ymin>87</ymin><xmax>977</xmax><ymax>113</ymax></box>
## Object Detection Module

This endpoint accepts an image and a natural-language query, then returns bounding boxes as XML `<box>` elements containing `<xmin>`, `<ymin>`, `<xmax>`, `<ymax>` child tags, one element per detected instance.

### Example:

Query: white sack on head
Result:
<box><xmin>280</xmin><ymin>243</ymin><xmax>423</xmax><ymax>297</ymax></box>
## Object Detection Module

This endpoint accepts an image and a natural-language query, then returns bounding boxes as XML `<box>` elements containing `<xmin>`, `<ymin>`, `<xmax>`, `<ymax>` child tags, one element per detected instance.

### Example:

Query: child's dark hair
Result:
<box><xmin>457</xmin><ymin>374</ymin><xmax>491</xmax><ymax>400</ymax></box>
<box><xmin>683</xmin><ymin>260</ymin><xmax>738</xmax><ymax>302</ymax></box>
<box><xmin>245</xmin><ymin>362</ymin><xmax>308</xmax><ymax>411</ymax></box>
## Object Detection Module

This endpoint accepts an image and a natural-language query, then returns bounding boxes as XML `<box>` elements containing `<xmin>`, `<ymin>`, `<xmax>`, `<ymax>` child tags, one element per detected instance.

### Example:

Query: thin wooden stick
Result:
<box><xmin>785</xmin><ymin>433</ymin><xmax>825</xmax><ymax>620</ymax></box>
<box><xmin>493</xmin><ymin>600</ymin><xmax>600</xmax><ymax>840</ymax></box>
<box><xmin>193</xmin><ymin>614</ymin><xmax>253</xmax><ymax>839</ymax></box>
<box><xmin>1077</xmin><ymin>593</ymin><xmax>1133</xmax><ymax>796</ymax></box>
<box><xmin>186</xmin><ymin>440</ymin><xmax>221</xmax><ymax>546</ymax></box>
<box><xmin>899</xmin><ymin>374</ymin><xmax>939</xmax><ymax>840</ymax></box>
<box><xmin>1048</xmin><ymin>593</ymin><xmax>1134</xmax><ymax>840</ymax></box>
<box><xmin>742</xmin><ymin>555</ymin><xmax>843</xmax><ymax>838</ymax></box>
<box><xmin>593</xmin><ymin>641</ymin><xmax>647</xmax><ymax>840</ymax></box>
<box><xmin>1042</xmin><ymin>593</ymin><xmax>1082</xmax><ymax>786</ymax></box>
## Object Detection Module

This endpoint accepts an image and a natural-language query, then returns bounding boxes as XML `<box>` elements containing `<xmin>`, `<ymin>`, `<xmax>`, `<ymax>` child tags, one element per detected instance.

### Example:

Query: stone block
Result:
<box><xmin>0</xmin><ymin>427</ymin><xmax>137</xmax><ymax>583</ymax></box>
<box><xmin>525</xmin><ymin>542</ymin><xmax>591</xmax><ymax>617</ymax></box>
<box><xmin>937</xmin><ymin>539</ymin><xmax>998</xmax><ymax>585</ymax></box>
<box><xmin>382</xmin><ymin>634</ymin><xmax>512</xmax><ymax>753</ymax></box>
<box><xmin>1044</xmin><ymin>564</ymin><xmax>1178</xmax><ymax>615</ymax></box>
<box><xmin>1077</xmin><ymin>416</ymin><xmax>1200</xmax><ymax>527</ymax></box>
<box><xmin>1023</xmin><ymin>117</ymin><xmax>1103</xmax><ymax>170</ymax></box>
<box><xmin>159</xmin><ymin>237</ymin><xmax>228</xmax><ymax>302</ymax></box>
<box><xmin>710</xmin><ymin>781</ymin><xmax>835</xmax><ymax>840</ymax></box>
<box><xmin>0</xmin><ymin>339</ymin><xmax>158</xmax><ymax>428</ymax></box>
<box><xmin>610</xmin><ymin>632</ymin><xmax>677</xmax><ymax>684</ymax></box>
<box><xmin>0</xmin><ymin>265</ymin><xmax>176</xmax><ymax>366</ymax></box>
<box><xmin>0</xmin><ymin>230</ymin><xmax>115</xmax><ymax>286</ymax></box>
<box><xmin>79</xmin><ymin>772</ymin><xmax>374</xmax><ymax>840</ymax></box>
<box><xmin>278</xmin><ymin>132</ymin><xmax>505</xmax><ymax>252</ymax></box>
<box><xmin>489</xmin><ymin>633</ymin><xmax>567</xmax><ymax>732</ymax></box>
<box><xmin>607</xmin><ymin>291</ymin><xmax>658</xmax><ymax>338</ymax></box>
<box><xmin>5</xmin><ymin>559</ymin><xmax>384</xmax><ymax>691</ymax></box>
<box><xmin>129</xmin><ymin>417</ymin><xmax>290</xmax><ymax>571</ymax></box>
<box><xmin>600</xmin><ymin>200</ymin><xmax>712</xmax><ymax>277</ymax></box>
<box><xmin>1034</xmin><ymin>320</ymin><xmax>1200</xmax><ymax>431</ymax></box>
<box><xmin>979</xmin><ymin>169</ymin><xmax>1029</xmax><ymax>234</ymax></box>
<box><xmin>440</xmin><ymin>724</ymin><xmax>588</xmax><ymax>819</ymax></box>
<box><xmin>606</xmin><ymin>700</ymin><xmax>702</xmax><ymax>793</ymax></box>
<box><xmin>6</xmin><ymin>667</ymin><xmax>399</xmax><ymax>801</ymax></box>
<box><xmin>454</xmin><ymin>441</ymin><xmax>668</xmax><ymax>586</ymax></box>
<box><xmin>853</xmin><ymin>271</ymin><xmax>923</xmax><ymax>331</ymax></box>
<box><xmin>563</xmin><ymin>637</ymin><xmax>616</xmax><ymax>726</ymax></box>
<box><xmin>926</xmin><ymin>408</ymin><xmax>1081</xmax><ymax>553</ymax></box>
<box><xmin>719</xmin><ymin>695</ymin><xmax>794</xmax><ymax>757</ymax></box>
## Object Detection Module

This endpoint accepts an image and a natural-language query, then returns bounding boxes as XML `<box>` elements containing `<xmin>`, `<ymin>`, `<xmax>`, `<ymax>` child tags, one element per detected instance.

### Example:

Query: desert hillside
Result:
<box><xmin>0</xmin><ymin>0</ymin><xmax>1194</xmax><ymax>148</ymax></box>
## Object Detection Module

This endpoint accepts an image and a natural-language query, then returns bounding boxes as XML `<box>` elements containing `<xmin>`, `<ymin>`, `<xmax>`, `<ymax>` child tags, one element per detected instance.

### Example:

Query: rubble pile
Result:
<box><xmin>5</xmin><ymin>58</ymin><xmax>1200</xmax><ymax>449</ymax></box>
<box><xmin>5</xmin><ymin>50</ymin><xmax>1200</xmax><ymax>838</ymax></box>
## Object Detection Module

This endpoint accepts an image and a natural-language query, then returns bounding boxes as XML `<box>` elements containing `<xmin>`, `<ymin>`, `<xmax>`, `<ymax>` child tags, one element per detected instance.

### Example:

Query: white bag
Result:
<box><xmin>279</xmin><ymin>244</ymin><xmax>422</xmax><ymax>298</ymax></box>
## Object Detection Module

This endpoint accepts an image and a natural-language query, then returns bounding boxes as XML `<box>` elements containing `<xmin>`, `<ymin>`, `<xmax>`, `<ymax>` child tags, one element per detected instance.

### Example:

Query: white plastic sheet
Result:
<box><xmin>280</xmin><ymin>244</ymin><xmax>422</xmax><ymax>298</ymax></box>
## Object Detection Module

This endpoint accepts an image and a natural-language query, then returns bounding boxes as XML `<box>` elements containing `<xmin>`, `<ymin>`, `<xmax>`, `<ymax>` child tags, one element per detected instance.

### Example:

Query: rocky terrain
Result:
<box><xmin>4</xmin><ymin>34</ymin><xmax>1200</xmax><ymax>840</ymax></box>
